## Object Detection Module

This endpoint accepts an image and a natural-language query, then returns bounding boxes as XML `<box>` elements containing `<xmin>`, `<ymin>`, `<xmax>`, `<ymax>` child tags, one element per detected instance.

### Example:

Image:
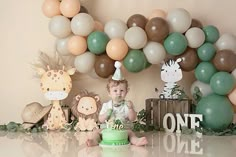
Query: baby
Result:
<box><xmin>86</xmin><ymin>61</ymin><xmax>148</xmax><ymax>147</ymax></box>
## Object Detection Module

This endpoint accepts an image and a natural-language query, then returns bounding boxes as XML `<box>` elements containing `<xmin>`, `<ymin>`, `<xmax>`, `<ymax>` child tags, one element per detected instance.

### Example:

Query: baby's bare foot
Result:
<box><xmin>86</xmin><ymin>139</ymin><xmax>98</xmax><ymax>147</ymax></box>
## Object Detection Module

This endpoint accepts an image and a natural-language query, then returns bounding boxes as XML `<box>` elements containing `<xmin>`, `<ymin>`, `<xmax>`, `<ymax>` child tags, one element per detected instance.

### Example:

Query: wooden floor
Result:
<box><xmin>1</xmin><ymin>130</ymin><xmax>236</xmax><ymax>157</ymax></box>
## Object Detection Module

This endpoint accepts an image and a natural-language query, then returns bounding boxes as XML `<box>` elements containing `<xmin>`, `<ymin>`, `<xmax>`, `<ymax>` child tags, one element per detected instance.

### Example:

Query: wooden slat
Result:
<box><xmin>145</xmin><ymin>98</ymin><xmax>192</xmax><ymax>130</ymax></box>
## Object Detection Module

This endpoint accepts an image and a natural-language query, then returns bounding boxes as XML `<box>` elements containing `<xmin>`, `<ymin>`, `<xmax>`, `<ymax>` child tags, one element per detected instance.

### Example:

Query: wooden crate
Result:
<box><xmin>145</xmin><ymin>98</ymin><xmax>192</xmax><ymax>130</ymax></box>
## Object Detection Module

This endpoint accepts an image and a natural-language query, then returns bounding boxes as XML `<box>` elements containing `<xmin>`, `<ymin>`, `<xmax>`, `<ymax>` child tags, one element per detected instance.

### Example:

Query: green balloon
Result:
<box><xmin>202</xmin><ymin>25</ymin><xmax>220</xmax><ymax>43</ymax></box>
<box><xmin>87</xmin><ymin>31</ymin><xmax>109</xmax><ymax>55</ymax></box>
<box><xmin>123</xmin><ymin>49</ymin><xmax>147</xmax><ymax>73</ymax></box>
<box><xmin>210</xmin><ymin>72</ymin><xmax>236</xmax><ymax>95</ymax></box>
<box><xmin>197</xmin><ymin>42</ymin><xmax>216</xmax><ymax>61</ymax></box>
<box><xmin>195</xmin><ymin>62</ymin><xmax>217</xmax><ymax>83</ymax></box>
<box><xmin>164</xmin><ymin>32</ymin><xmax>188</xmax><ymax>56</ymax></box>
<box><xmin>196</xmin><ymin>94</ymin><xmax>234</xmax><ymax>132</ymax></box>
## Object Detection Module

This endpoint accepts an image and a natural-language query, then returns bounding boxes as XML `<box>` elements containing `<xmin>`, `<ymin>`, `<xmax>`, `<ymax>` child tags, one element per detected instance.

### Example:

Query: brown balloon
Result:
<box><xmin>176</xmin><ymin>47</ymin><xmax>200</xmax><ymax>71</ymax></box>
<box><xmin>79</xmin><ymin>6</ymin><xmax>89</xmax><ymax>13</ymax></box>
<box><xmin>213</xmin><ymin>49</ymin><xmax>236</xmax><ymax>72</ymax></box>
<box><xmin>94</xmin><ymin>54</ymin><xmax>115</xmax><ymax>78</ymax></box>
<box><xmin>145</xmin><ymin>17</ymin><xmax>169</xmax><ymax>42</ymax></box>
<box><xmin>190</xmin><ymin>19</ymin><xmax>203</xmax><ymax>28</ymax></box>
<box><xmin>127</xmin><ymin>14</ymin><xmax>147</xmax><ymax>29</ymax></box>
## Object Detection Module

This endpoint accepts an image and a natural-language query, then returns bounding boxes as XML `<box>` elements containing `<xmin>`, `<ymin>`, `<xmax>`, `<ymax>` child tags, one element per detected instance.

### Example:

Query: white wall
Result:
<box><xmin>0</xmin><ymin>0</ymin><xmax>235</xmax><ymax>123</ymax></box>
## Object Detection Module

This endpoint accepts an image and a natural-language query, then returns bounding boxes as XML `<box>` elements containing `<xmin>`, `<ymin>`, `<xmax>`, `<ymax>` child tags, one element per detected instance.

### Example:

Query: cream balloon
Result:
<box><xmin>42</xmin><ymin>0</ymin><xmax>61</xmax><ymax>18</ymax></box>
<box><xmin>74</xmin><ymin>52</ymin><xmax>96</xmax><ymax>73</ymax></box>
<box><xmin>104</xmin><ymin>19</ymin><xmax>128</xmax><ymax>39</ymax></box>
<box><xmin>49</xmin><ymin>15</ymin><xmax>71</xmax><ymax>38</ymax></box>
<box><xmin>56</xmin><ymin>34</ymin><xmax>73</xmax><ymax>56</ymax></box>
<box><xmin>190</xmin><ymin>80</ymin><xmax>213</xmax><ymax>97</ymax></box>
<box><xmin>71</xmin><ymin>13</ymin><xmax>94</xmax><ymax>36</ymax></box>
<box><xmin>148</xmin><ymin>9</ymin><xmax>167</xmax><ymax>20</ymax></box>
<box><xmin>185</xmin><ymin>27</ymin><xmax>205</xmax><ymax>48</ymax></box>
<box><xmin>215</xmin><ymin>33</ymin><xmax>236</xmax><ymax>53</ymax></box>
<box><xmin>60</xmin><ymin>0</ymin><xmax>80</xmax><ymax>18</ymax></box>
<box><xmin>143</xmin><ymin>41</ymin><xmax>166</xmax><ymax>64</ymax></box>
<box><xmin>67</xmin><ymin>35</ymin><xmax>87</xmax><ymax>55</ymax></box>
<box><xmin>124</xmin><ymin>26</ymin><xmax>147</xmax><ymax>49</ymax></box>
<box><xmin>228</xmin><ymin>88</ymin><xmax>236</xmax><ymax>106</ymax></box>
<box><xmin>166</xmin><ymin>8</ymin><xmax>192</xmax><ymax>33</ymax></box>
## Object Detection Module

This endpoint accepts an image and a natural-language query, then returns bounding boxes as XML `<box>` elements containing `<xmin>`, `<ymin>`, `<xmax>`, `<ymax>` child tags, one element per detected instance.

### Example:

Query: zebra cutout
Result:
<box><xmin>159</xmin><ymin>58</ymin><xmax>183</xmax><ymax>99</ymax></box>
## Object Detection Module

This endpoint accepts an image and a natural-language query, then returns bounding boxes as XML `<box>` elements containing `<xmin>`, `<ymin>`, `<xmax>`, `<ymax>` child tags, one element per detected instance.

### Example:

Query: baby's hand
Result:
<box><xmin>127</xmin><ymin>101</ymin><xmax>134</xmax><ymax>109</ymax></box>
<box><xmin>106</xmin><ymin>108</ymin><xmax>113</xmax><ymax>118</ymax></box>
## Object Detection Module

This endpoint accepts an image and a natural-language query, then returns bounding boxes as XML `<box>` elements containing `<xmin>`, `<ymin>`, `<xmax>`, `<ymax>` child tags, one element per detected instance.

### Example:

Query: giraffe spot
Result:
<box><xmin>47</xmin><ymin>72</ymin><xmax>51</xmax><ymax>77</ymax></box>
<box><xmin>54</xmin><ymin>74</ymin><xmax>57</xmax><ymax>77</ymax></box>
<box><xmin>58</xmin><ymin>108</ymin><xmax>61</xmax><ymax>111</ymax></box>
<box><xmin>51</xmin><ymin>124</ymin><xmax>54</xmax><ymax>127</ymax></box>
<box><xmin>53</xmin><ymin>106</ymin><xmax>55</xmax><ymax>109</ymax></box>
<box><xmin>56</xmin><ymin>116</ymin><xmax>58</xmax><ymax>118</ymax></box>
<box><xmin>60</xmin><ymin>71</ymin><xmax>63</xmax><ymax>75</ymax></box>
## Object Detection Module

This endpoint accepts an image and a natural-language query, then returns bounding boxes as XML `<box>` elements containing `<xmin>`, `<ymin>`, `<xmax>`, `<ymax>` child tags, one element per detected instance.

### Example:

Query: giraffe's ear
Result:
<box><xmin>36</xmin><ymin>68</ymin><xmax>46</xmax><ymax>76</ymax></box>
<box><xmin>67</xmin><ymin>68</ymin><xmax>76</xmax><ymax>75</ymax></box>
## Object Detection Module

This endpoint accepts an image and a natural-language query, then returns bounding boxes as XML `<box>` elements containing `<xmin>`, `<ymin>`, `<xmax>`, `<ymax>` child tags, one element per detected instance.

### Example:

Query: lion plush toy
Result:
<box><xmin>69</xmin><ymin>90</ymin><xmax>102</xmax><ymax>131</ymax></box>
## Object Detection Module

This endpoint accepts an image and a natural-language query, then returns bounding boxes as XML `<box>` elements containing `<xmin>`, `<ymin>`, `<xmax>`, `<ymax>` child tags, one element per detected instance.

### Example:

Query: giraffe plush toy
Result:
<box><xmin>159</xmin><ymin>58</ymin><xmax>183</xmax><ymax>99</ymax></box>
<box><xmin>37</xmin><ymin>64</ymin><xmax>76</xmax><ymax>130</ymax></box>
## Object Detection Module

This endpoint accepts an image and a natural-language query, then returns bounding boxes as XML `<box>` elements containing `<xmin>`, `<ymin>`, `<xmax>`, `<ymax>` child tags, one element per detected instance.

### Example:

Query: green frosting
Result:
<box><xmin>100</xmin><ymin>129</ymin><xmax>129</xmax><ymax>145</ymax></box>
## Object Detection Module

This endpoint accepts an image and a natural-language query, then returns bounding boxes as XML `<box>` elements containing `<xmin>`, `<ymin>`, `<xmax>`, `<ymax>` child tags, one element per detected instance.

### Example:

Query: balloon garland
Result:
<box><xmin>42</xmin><ymin>0</ymin><xmax>236</xmax><ymax>132</ymax></box>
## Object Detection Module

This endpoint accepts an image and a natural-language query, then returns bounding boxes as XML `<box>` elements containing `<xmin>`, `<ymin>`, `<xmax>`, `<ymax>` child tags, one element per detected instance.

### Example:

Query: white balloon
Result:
<box><xmin>49</xmin><ymin>15</ymin><xmax>71</xmax><ymax>38</ymax></box>
<box><xmin>166</xmin><ymin>8</ymin><xmax>192</xmax><ymax>33</ymax></box>
<box><xmin>143</xmin><ymin>41</ymin><xmax>166</xmax><ymax>64</ymax></box>
<box><xmin>190</xmin><ymin>80</ymin><xmax>213</xmax><ymax>97</ymax></box>
<box><xmin>185</xmin><ymin>27</ymin><xmax>205</xmax><ymax>48</ymax></box>
<box><xmin>74</xmin><ymin>52</ymin><xmax>96</xmax><ymax>73</ymax></box>
<box><xmin>124</xmin><ymin>26</ymin><xmax>147</xmax><ymax>49</ymax></box>
<box><xmin>215</xmin><ymin>33</ymin><xmax>236</xmax><ymax>53</ymax></box>
<box><xmin>71</xmin><ymin>13</ymin><xmax>94</xmax><ymax>36</ymax></box>
<box><xmin>56</xmin><ymin>35</ymin><xmax>72</xmax><ymax>56</ymax></box>
<box><xmin>104</xmin><ymin>19</ymin><xmax>128</xmax><ymax>39</ymax></box>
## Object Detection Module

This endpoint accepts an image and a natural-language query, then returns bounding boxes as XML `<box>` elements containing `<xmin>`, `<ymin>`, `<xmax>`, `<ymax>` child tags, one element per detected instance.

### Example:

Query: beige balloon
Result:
<box><xmin>215</xmin><ymin>33</ymin><xmax>236</xmax><ymax>53</ymax></box>
<box><xmin>71</xmin><ymin>13</ymin><xmax>94</xmax><ymax>36</ymax></box>
<box><xmin>124</xmin><ymin>26</ymin><xmax>147</xmax><ymax>49</ymax></box>
<box><xmin>143</xmin><ymin>41</ymin><xmax>166</xmax><ymax>64</ymax></box>
<box><xmin>49</xmin><ymin>15</ymin><xmax>71</xmax><ymax>38</ymax></box>
<box><xmin>166</xmin><ymin>8</ymin><xmax>192</xmax><ymax>33</ymax></box>
<box><xmin>104</xmin><ymin>19</ymin><xmax>128</xmax><ymax>39</ymax></box>
<box><xmin>185</xmin><ymin>27</ymin><xmax>205</xmax><ymax>48</ymax></box>
<box><xmin>56</xmin><ymin>34</ymin><xmax>73</xmax><ymax>56</ymax></box>
<box><xmin>74</xmin><ymin>52</ymin><xmax>96</xmax><ymax>73</ymax></box>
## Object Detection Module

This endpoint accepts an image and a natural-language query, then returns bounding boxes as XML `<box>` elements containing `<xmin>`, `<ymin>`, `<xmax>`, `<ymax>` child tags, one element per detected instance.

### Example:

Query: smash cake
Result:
<box><xmin>99</xmin><ymin>120</ymin><xmax>130</xmax><ymax>146</ymax></box>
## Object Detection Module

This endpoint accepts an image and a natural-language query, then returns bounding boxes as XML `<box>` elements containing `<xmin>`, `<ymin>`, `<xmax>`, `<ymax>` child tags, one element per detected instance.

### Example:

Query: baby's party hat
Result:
<box><xmin>112</xmin><ymin>61</ymin><xmax>124</xmax><ymax>81</ymax></box>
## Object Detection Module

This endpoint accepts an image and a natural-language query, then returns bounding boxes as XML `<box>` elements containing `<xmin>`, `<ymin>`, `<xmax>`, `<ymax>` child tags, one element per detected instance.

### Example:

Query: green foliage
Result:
<box><xmin>192</xmin><ymin>86</ymin><xmax>202</xmax><ymax>104</ymax></box>
<box><xmin>171</xmin><ymin>85</ymin><xmax>188</xmax><ymax>100</ymax></box>
<box><xmin>132</xmin><ymin>109</ymin><xmax>158</xmax><ymax>132</ymax></box>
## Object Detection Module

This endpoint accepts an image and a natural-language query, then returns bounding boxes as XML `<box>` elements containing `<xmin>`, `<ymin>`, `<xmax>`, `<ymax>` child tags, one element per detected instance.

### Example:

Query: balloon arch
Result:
<box><xmin>42</xmin><ymin>0</ymin><xmax>236</xmax><ymax>132</ymax></box>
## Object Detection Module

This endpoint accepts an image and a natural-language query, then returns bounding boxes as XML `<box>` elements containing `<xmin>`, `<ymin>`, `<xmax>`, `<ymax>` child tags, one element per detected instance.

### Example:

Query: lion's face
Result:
<box><xmin>77</xmin><ymin>97</ymin><xmax>98</xmax><ymax>115</ymax></box>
